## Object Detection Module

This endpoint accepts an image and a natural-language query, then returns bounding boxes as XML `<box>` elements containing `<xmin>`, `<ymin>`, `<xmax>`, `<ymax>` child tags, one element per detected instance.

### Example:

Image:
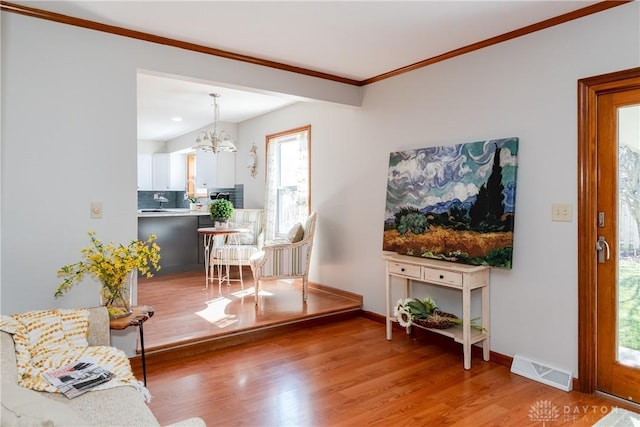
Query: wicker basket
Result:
<box><xmin>413</xmin><ymin>311</ymin><xmax>458</xmax><ymax>329</ymax></box>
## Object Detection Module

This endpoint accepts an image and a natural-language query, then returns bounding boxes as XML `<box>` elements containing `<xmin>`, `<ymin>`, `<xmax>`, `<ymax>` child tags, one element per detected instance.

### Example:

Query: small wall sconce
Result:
<box><xmin>248</xmin><ymin>143</ymin><xmax>258</xmax><ymax>178</ymax></box>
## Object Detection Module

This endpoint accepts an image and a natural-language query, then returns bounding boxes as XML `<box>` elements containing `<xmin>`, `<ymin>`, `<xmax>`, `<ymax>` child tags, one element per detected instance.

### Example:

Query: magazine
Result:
<box><xmin>42</xmin><ymin>356</ymin><xmax>114</xmax><ymax>399</ymax></box>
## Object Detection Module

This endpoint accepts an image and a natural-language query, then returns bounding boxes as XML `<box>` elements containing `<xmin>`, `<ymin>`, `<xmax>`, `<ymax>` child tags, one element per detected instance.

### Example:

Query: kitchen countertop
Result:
<box><xmin>137</xmin><ymin>208</ymin><xmax>210</xmax><ymax>217</ymax></box>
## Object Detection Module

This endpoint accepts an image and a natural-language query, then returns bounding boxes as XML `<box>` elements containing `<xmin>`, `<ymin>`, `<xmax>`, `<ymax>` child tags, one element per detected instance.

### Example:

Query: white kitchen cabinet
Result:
<box><xmin>195</xmin><ymin>151</ymin><xmax>217</xmax><ymax>188</ymax></box>
<box><xmin>216</xmin><ymin>151</ymin><xmax>235</xmax><ymax>188</ymax></box>
<box><xmin>137</xmin><ymin>154</ymin><xmax>152</xmax><ymax>190</ymax></box>
<box><xmin>138</xmin><ymin>153</ymin><xmax>186</xmax><ymax>191</ymax></box>
<box><xmin>169</xmin><ymin>153</ymin><xmax>186</xmax><ymax>191</ymax></box>
<box><xmin>152</xmin><ymin>153</ymin><xmax>171</xmax><ymax>190</ymax></box>
<box><xmin>195</xmin><ymin>151</ymin><xmax>235</xmax><ymax>189</ymax></box>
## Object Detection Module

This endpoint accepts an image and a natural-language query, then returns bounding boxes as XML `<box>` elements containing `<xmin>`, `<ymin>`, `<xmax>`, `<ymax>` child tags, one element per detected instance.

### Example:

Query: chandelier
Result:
<box><xmin>194</xmin><ymin>93</ymin><xmax>237</xmax><ymax>153</ymax></box>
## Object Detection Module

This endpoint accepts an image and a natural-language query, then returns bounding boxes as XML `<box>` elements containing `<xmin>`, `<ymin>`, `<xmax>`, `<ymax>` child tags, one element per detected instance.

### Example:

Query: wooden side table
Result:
<box><xmin>109</xmin><ymin>305</ymin><xmax>154</xmax><ymax>385</ymax></box>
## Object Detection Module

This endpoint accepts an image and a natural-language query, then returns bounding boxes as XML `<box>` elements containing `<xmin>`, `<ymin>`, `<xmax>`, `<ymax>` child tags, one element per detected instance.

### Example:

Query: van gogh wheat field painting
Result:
<box><xmin>383</xmin><ymin>137</ymin><xmax>519</xmax><ymax>268</ymax></box>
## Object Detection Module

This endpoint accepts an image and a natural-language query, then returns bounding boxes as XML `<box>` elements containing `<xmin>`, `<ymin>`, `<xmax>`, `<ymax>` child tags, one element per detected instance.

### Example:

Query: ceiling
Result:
<box><xmin>12</xmin><ymin>1</ymin><xmax>603</xmax><ymax>141</ymax></box>
<box><xmin>136</xmin><ymin>72</ymin><xmax>299</xmax><ymax>142</ymax></box>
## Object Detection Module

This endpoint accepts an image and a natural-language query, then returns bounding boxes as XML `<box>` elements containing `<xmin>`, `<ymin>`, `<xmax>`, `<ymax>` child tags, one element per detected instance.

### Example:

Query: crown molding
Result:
<box><xmin>0</xmin><ymin>0</ymin><xmax>361</xmax><ymax>86</ymax></box>
<box><xmin>1</xmin><ymin>1</ymin><xmax>633</xmax><ymax>87</ymax></box>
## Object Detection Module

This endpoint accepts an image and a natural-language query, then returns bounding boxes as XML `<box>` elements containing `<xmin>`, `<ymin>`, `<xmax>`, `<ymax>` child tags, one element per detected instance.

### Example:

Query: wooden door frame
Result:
<box><xmin>577</xmin><ymin>67</ymin><xmax>640</xmax><ymax>393</ymax></box>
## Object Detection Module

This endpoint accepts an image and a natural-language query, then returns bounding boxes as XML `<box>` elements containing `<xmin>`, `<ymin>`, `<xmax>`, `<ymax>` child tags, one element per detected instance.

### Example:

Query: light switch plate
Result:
<box><xmin>552</xmin><ymin>203</ymin><xmax>572</xmax><ymax>222</ymax></box>
<box><xmin>90</xmin><ymin>202</ymin><xmax>102</xmax><ymax>219</ymax></box>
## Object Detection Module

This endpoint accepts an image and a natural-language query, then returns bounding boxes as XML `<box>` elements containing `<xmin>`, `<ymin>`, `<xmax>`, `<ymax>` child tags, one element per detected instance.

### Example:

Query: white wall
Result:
<box><xmin>2</xmin><ymin>3</ymin><xmax>638</xmax><ymax>369</ymax></box>
<box><xmin>239</xmin><ymin>3</ymin><xmax>639</xmax><ymax>375</ymax></box>
<box><xmin>137</xmin><ymin>139</ymin><xmax>167</xmax><ymax>155</ymax></box>
<box><xmin>368</xmin><ymin>5</ymin><xmax>638</xmax><ymax>374</ymax></box>
<box><xmin>0</xmin><ymin>12</ymin><xmax>361</xmax><ymax>355</ymax></box>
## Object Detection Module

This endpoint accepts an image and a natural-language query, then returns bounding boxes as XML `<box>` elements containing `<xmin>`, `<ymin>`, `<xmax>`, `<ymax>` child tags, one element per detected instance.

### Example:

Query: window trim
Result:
<box><xmin>265</xmin><ymin>125</ymin><xmax>311</xmax><ymax>239</ymax></box>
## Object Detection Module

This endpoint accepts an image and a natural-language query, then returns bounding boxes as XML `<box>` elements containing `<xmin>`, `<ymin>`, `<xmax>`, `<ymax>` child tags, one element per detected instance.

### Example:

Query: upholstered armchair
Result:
<box><xmin>249</xmin><ymin>212</ymin><xmax>317</xmax><ymax>305</ymax></box>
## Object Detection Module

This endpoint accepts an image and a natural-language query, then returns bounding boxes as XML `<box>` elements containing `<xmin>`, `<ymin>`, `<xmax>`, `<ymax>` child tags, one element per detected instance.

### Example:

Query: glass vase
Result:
<box><xmin>100</xmin><ymin>271</ymin><xmax>134</xmax><ymax>319</ymax></box>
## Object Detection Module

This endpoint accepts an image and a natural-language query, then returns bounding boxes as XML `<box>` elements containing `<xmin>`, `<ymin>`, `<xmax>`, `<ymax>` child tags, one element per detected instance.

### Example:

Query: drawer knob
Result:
<box><xmin>401</xmin><ymin>268</ymin><xmax>405</xmax><ymax>272</ymax></box>
<box><xmin>439</xmin><ymin>274</ymin><xmax>444</xmax><ymax>279</ymax></box>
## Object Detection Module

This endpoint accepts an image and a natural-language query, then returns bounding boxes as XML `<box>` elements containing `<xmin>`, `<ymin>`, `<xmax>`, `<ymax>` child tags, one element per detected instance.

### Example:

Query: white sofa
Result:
<box><xmin>1</xmin><ymin>306</ymin><xmax>205</xmax><ymax>427</ymax></box>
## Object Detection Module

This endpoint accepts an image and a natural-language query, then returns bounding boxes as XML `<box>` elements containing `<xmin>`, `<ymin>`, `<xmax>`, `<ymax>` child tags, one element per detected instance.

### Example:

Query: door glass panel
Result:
<box><xmin>617</xmin><ymin>104</ymin><xmax>640</xmax><ymax>368</ymax></box>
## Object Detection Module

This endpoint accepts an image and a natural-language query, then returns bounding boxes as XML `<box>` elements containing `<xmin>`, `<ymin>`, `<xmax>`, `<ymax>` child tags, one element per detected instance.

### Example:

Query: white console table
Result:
<box><xmin>384</xmin><ymin>252</ymin><xmax>491</xmax><ymax>369</ymax></box>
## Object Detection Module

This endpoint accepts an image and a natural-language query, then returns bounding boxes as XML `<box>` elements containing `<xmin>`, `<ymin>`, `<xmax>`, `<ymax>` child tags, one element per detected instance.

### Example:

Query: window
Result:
<box><xmin>265</xmin><ymin>125</ymin><xmax>310</xmax><ymax>240</ymax></box>
<box><xmin>186</xmin><ymin>154</ymin><xmax>197</xmax><ymax>197</ymax></box>
<box><xmin>186</xmin><ymin>153</ymin><xmax>208</xmax><ymax>199</ymax></box>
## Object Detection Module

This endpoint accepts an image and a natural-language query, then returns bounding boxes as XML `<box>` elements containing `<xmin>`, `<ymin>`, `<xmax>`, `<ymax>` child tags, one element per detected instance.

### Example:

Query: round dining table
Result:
<box><xmin>197</xmin><ymin>227</ymin><xmax>250</xmax><ymax>293</ymax></box>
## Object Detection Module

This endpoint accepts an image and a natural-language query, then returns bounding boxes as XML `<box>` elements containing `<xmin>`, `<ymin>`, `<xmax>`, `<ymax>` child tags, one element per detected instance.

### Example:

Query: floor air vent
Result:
<box><xmin>510</xmin><ymin>354</ymin><xmax>573</xmax><ymax>391</ymax></box>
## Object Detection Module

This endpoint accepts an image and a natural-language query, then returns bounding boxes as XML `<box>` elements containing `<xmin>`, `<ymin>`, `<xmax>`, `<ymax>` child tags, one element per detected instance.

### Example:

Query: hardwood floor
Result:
<box><xmin>143</xmin><ymin>317</ymin><xmax>638</xmax><ymax>426</ymax></box>
<box><xmin>137</xmin><ymin>269</ymin><xmax>363</xmax><ymax>352</ymax></box>
<box><xmin>136</xmin><ymin>271</ymin><xmax>638</xmax><ymax>426</ymax></box>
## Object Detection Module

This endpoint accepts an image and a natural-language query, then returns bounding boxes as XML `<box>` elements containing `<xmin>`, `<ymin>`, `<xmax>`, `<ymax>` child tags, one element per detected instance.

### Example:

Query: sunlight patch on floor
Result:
<box><xmin>231</xmin><ymin>288</ymin><xmax>255</xmax><ymax>298</ymax></box>
<box><xmin>233</xmin><ymin>286</ymin><xmax>274</xmax><ymax>298</ymax></box>
<box><xmin>195</xmin><ymin>296</ymin><xmax>237</xmax><ymax>327</ymax></box>
<box><xmin>194</xmin><ymin>289</ymin><xmax>273</xmax><ymax>327</ymax></box>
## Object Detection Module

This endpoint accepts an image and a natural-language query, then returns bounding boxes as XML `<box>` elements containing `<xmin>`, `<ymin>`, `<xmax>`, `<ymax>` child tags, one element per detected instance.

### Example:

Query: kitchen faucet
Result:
<box><xmin>154</xmin><ymin>193</ymin><xmax>169</xmax><ymax>208</ymax></box>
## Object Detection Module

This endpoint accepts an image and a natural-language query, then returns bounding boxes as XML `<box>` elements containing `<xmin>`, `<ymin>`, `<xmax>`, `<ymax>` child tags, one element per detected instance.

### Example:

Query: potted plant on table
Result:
<box><xmin>209</xmin><ymin>199</ymin><xmax>234</xmax><ymax>228</ymax></box>
<box><xmin>54</xmin><ymin>231</ymin><xmax>161</xmax><ymax>318</ymax></box>
<box><xmin>394</xmin><ymin>296</ymin><xmax>485</xmax><ymax>330</ymax></box>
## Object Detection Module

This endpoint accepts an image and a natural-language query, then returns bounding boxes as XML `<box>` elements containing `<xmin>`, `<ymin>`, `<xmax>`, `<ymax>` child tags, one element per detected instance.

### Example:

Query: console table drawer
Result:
<box><xmin>422</xmin><ymin>268</ymin><xmax>463</xmax><ymax>287</ymax></box>
<box><xmin>388</xmin><ymin>262</ymin><xmax>421</xmax><ymax>279</ymax></box>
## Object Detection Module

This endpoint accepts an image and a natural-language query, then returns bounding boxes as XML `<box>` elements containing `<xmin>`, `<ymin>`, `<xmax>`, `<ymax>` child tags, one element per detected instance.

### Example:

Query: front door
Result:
<box><xmin>578</xmin><ymin>68</ymin><xmax>640</xmax><ymax>401</ymax></box>
<box><xmin>595</xmin><ymin>87</ymin><xmax>640</xmax><ymax>402</ymax></box>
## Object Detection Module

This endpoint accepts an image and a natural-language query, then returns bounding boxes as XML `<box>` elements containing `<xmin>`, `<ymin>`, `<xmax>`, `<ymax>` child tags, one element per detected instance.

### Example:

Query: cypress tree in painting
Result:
<box><xmin>486</xmin><ymin>144</ymin><xmax>505</xmax><ymax>224</ymax></box>
<box><xmin>470</xmin><ymin>185</ymin><xmax>488</xmax><ymax>229</ymax></box>
<box><xmin>470</xmin><ymin>144</ymin><xmax>505</xmax><ymax>230</ymax></box>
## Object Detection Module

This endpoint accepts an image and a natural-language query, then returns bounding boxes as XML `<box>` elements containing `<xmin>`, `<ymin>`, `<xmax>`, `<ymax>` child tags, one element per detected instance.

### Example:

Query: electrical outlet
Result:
<box><xmin>90</xmin><ymin>202</ymin><xmax>102</xmax><ymax>219</ymax></box>
<box><xmin>552</xmin><ymin>203</ymin><xmax>572</xmax><ymax>222</ymax></box>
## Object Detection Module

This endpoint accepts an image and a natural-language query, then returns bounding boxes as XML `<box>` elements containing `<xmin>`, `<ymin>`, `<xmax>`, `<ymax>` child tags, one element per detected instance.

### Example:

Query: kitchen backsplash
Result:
<box><xmin>138</xmin><ymin>184</ymin><xmax>244</xmax><ymax>209</ymax></box>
